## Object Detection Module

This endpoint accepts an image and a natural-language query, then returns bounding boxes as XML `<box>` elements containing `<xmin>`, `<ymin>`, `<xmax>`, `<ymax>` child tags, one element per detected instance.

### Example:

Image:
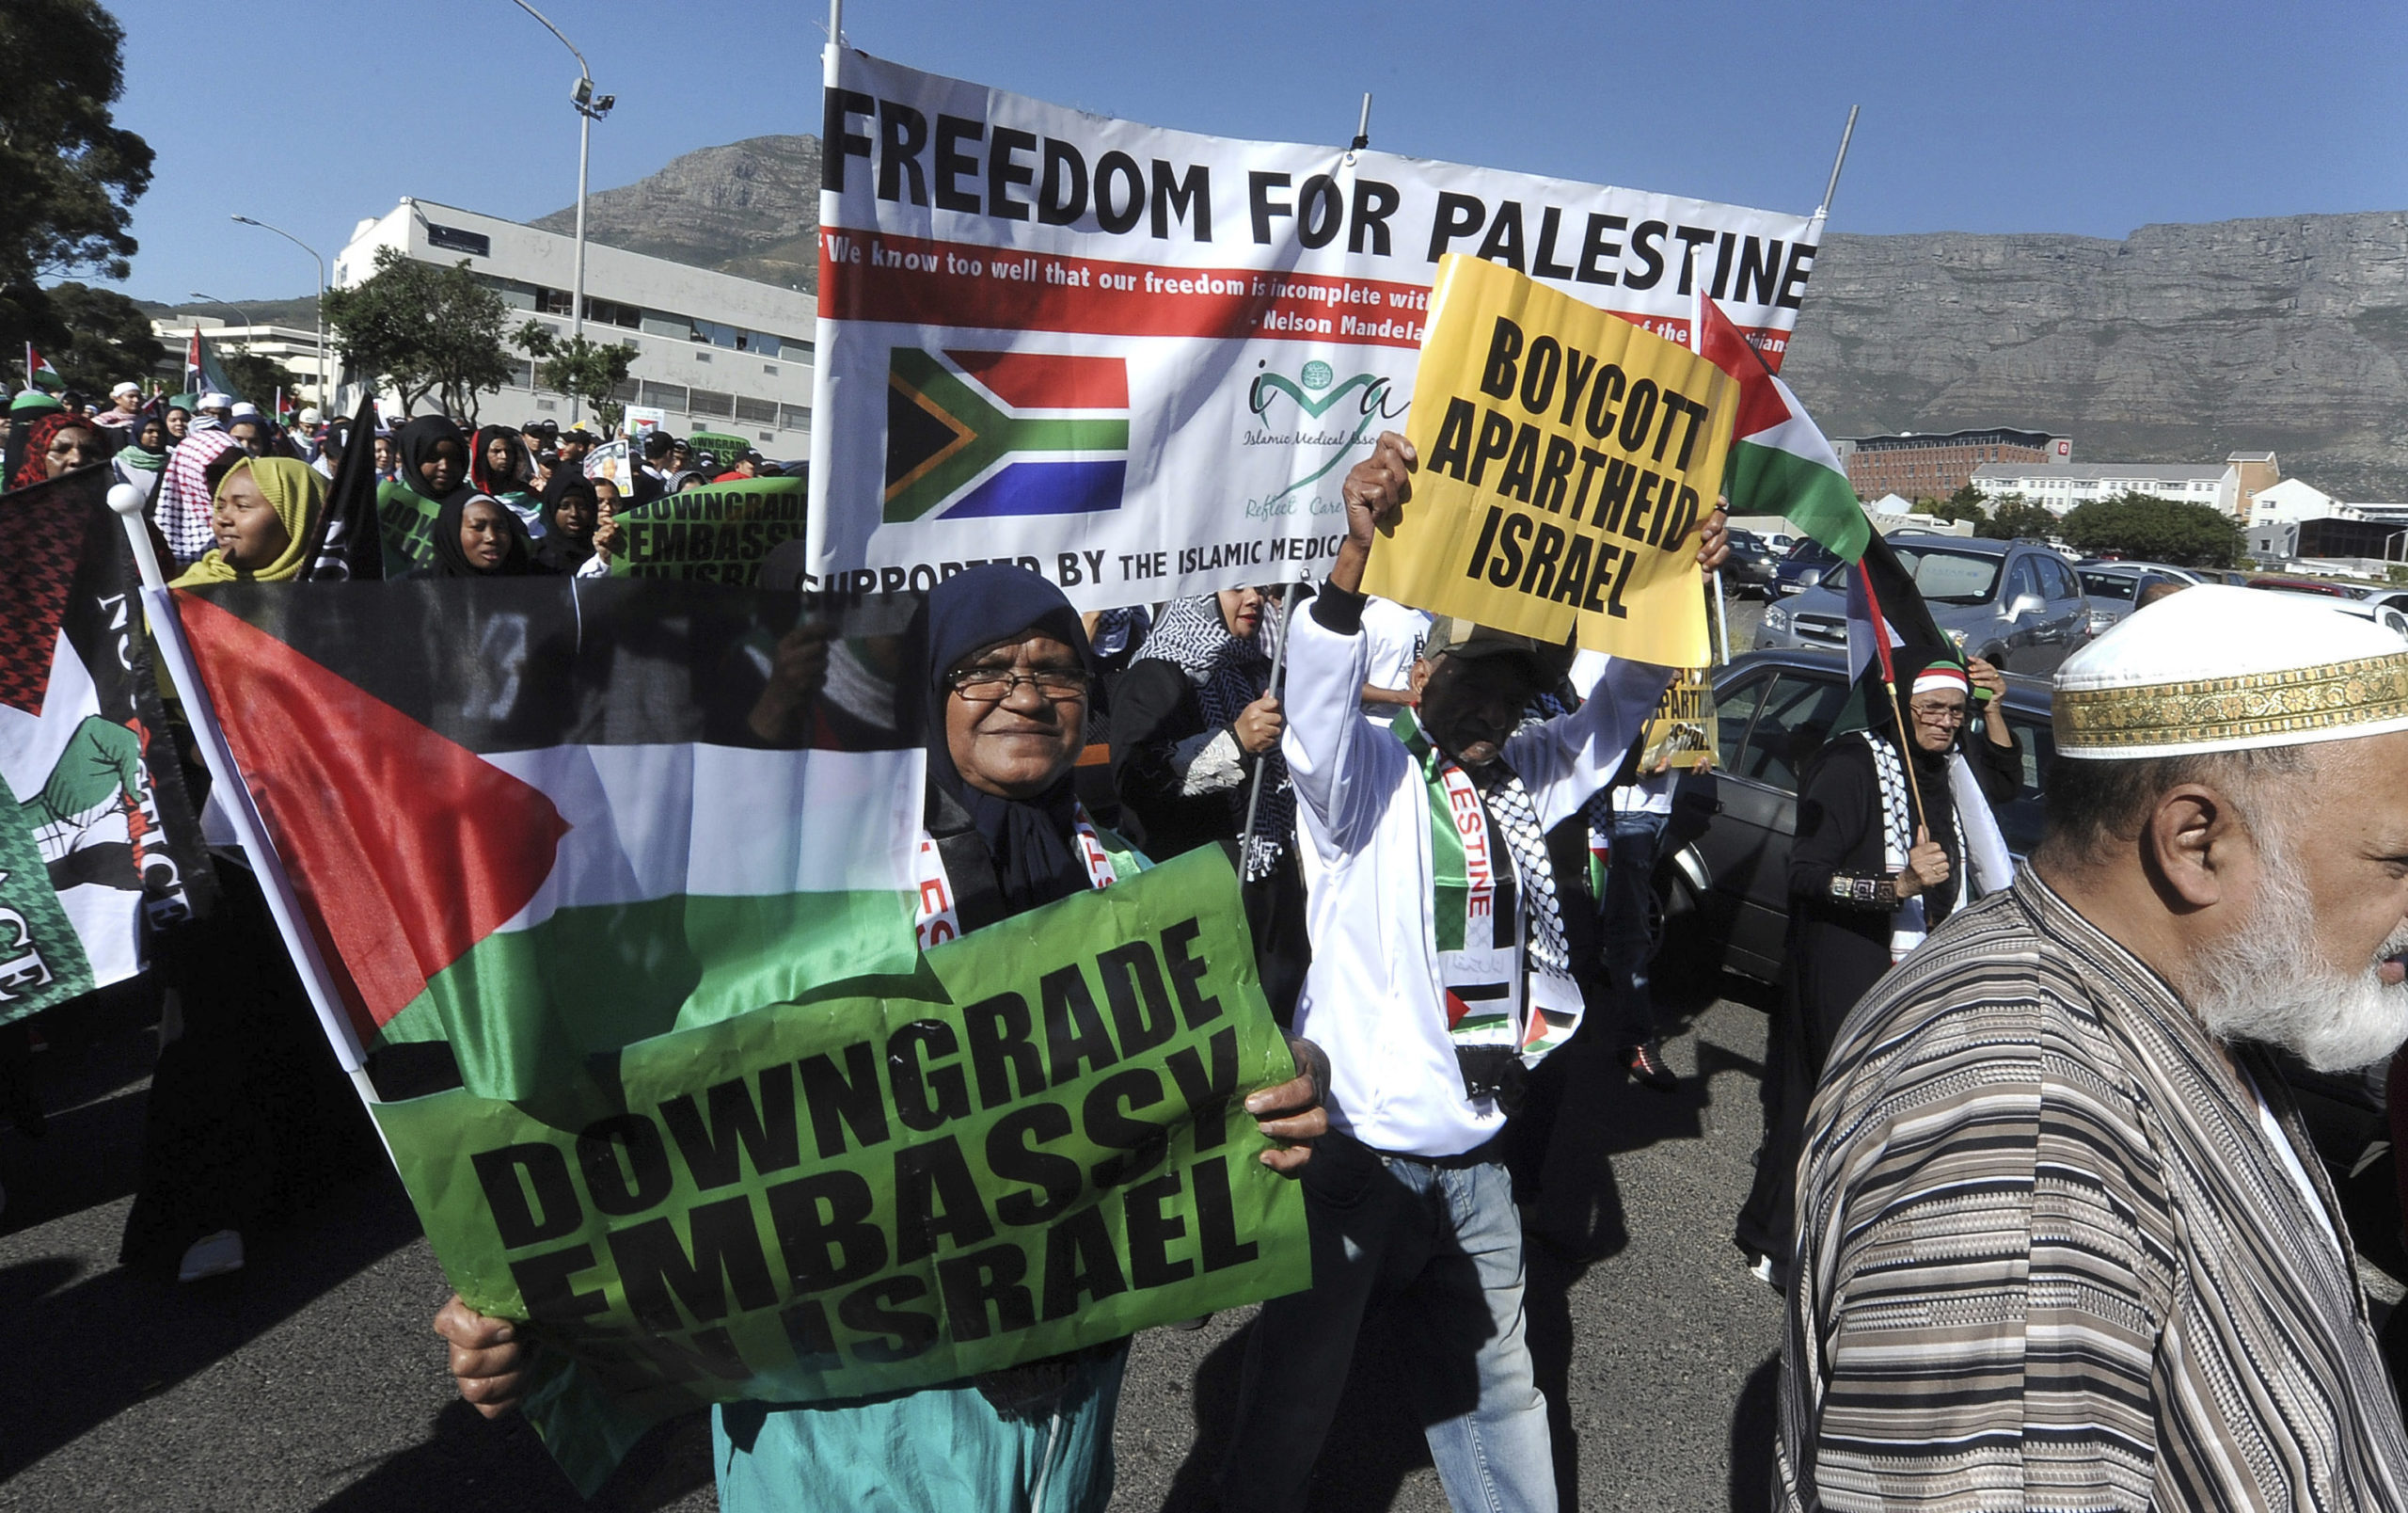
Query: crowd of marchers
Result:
<box><xmin>13</xmin><ymin>393</ymin><xmax>2408</xmax><ymax>1513</ymax></box>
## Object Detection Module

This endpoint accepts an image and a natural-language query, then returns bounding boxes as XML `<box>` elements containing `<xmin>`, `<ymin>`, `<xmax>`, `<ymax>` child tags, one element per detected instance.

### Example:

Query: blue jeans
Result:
<box><xmin>1603</xmin><ymin>810</ymin><xmax>1668</xmax><ymax>1049</ymax></box>
<box><xmin>1222</xmin><ymin>1136</ymin><xmax>1555</xmax><ymax>1513</ymax></box>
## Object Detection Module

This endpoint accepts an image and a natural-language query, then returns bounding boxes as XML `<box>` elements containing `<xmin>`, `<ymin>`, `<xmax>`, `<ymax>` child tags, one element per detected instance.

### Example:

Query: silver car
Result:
<box><xmin>1752</xmin><ymin>534</ymin><xmax>2092</xmax><ymax>675</ymax></box>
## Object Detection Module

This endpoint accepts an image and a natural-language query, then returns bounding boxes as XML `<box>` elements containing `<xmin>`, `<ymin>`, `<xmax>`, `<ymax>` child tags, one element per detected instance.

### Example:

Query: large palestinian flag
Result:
<box><xmin>0</xmin><ymin>468</ymin><xmax>212</xmax><ymax>1024</ymax></box>
<box><xmin>162</xmin><ymin>578</ymin><xmax>927</xmax><ymax>1101</ymax></box>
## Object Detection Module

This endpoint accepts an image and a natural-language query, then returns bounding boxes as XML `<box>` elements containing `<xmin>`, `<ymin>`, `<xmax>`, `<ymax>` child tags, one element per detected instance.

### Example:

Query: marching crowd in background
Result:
<box><xmin>15</xmin><ymin>384</ymin><xmax>2408</xmax><ymax>1513</ymax></box>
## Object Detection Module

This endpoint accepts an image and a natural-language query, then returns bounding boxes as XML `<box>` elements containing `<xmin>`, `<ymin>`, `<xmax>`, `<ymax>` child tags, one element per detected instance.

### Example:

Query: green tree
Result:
<box><xmin>1977</xmin><ymin>494</ymin><xmax>2059</xmax><ymax>541</ymax></box>
<box><xmin>323</xmin><ymin>247</ymin><xmax>515</xmax><ymax>419</ymax></box>
<box><xmin>0</xmin><ymin>0</ymin><xmax>154</xmax><ymax>375</ymax></box>
<box><xmin>1924</xmin><ymin>494</ymin><xmax>1987</xmax><ymax>528</ymax></box>
<box><xmin>40</xmin><ymin>280</ymin><xmax>162</xmax><ymax>394</ymax></box>
<box><xmin>219</xmin><ymin>349</ymin><xmax>296</xmax><ymax>408</ymax></box>
<box><xmin>516</xmin><ymin>322</ymin><xmax>639</xmax><ymax>432</ymax></box>
<box><xmin>2058</xmin><ymin>492</ymin><xmax>2245</xmax><ymax>567</ymax></box>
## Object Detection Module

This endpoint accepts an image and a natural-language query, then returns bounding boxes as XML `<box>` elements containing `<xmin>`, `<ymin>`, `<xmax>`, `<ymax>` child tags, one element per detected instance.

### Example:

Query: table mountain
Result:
<box><xmin>541</xmin><ymin>135</ymin><xmax>2408</xmax><ymax>497</ymax></box>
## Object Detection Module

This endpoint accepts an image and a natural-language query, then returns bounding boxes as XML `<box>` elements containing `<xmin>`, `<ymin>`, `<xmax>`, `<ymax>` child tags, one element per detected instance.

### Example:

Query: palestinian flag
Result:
<box><xmin>160</xmin><ymin>579</ymin><xmax>927</xmax><ymax>1100</ymax></box>
<box><xmin>0</xmin><ymin>469</ymin><xmax>213</xmax><ymax>1025</ymax></box>
<box><xmin>184</xmin><ymin>327</ymin><xmax>244</xmax><ymax>403</ymax></box>
<box><xmin>24</xmin><ymin>344</ymin><xmax>63</xmax><ymax>393</ymax></box>
<box><xmin>1689</xmin><ymin>290</ymin><xmax>1869</xmax><ymax>561</ymax></box>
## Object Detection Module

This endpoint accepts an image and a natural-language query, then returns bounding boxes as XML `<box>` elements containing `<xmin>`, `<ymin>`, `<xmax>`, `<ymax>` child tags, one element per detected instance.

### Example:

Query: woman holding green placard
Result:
<box><xmin>434</xmin><ymin>564</ymin><xmax>1329</xmax><ymax>1512</ymax></box>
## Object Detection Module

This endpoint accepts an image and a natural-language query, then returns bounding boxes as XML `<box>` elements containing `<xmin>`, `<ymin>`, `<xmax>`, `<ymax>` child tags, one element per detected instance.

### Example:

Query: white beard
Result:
<box><xmin>2190</xmin><ymin>838</ymin><xmax>2408</xmax><ymax>1073</ymax></box>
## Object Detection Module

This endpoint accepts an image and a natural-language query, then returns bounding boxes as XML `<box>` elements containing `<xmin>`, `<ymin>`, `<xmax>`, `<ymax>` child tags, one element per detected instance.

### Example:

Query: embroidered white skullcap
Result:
<box><xmin>2053</xmin><ymin>584</ymin><xmax>2408</xmax><ymax>759</ymax></box>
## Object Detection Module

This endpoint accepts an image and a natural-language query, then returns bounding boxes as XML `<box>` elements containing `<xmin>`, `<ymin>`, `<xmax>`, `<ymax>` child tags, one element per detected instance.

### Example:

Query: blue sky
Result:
<box><xmin>107</xmin><ymin>0</ymin><xmax>2408</xmax><ymax>305</ymax></box>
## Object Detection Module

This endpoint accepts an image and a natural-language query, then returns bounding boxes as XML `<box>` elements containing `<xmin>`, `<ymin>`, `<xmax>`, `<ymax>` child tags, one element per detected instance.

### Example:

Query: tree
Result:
<box><xmin>1977</xmin><ymin>494</ymin><xmax>2059</xmax><ymax>541</ymax></box>
<box><xmin>1924</xmin><ymin>492</ymin><xmax>1987</xmax><ymax>528</ymax></box>
<box><xmin>40</xmin><ymin>280</ymin><xmax>162</xmax><ymax>395</ymax></box>
<box><xmin>323</xmin><ymin>247</ymin><xmax>515</xmax><ymax>419</ymax></box>
<box><xmin>516</xmin><ymin>323</ymin><xmax>639</xmax><ymax>432</ymax></box>
<box><xmin>2058</xmin><ymin>492</ymin><xmax>2245</xmax><ymax>567</ymax></box>
<box><xmin>0</xmin><ymin>1</ymin><xmax>154</xmax><ymax>365</ymax></box>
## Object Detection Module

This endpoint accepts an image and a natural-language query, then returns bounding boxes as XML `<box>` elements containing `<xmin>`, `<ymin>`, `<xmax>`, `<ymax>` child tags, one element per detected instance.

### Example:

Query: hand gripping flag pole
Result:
<box><xmin>105</xmin><ymin>483</ymin><xmax>388</xmax><ymax>1122</ymax></box>
<box><xmin>1850</xmin><ymin>562</ymin><xmax>1930</xmax><ymax>839</ymax></box>
<box><xmin>1238</xmin><ymin>580</ymin><xmax>1303</xmax><ymax>876</ymax></box>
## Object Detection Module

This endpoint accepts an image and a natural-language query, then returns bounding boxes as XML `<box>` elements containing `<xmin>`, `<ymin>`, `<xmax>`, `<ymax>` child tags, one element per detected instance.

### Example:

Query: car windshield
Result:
<box><xmin>1786</xmin><ymin>541</ymin><xmax>1837</xmax><ymax>565</ymax></box>
<box><xmin>1890</xmin><ymin>547</ymin><xmax>2004</xmax><ymax>606</ymax></box>
<box><xmin>2079</xmin><ymin>570</ymin><xmax>2137</xmax><ymax>601</ymax></box>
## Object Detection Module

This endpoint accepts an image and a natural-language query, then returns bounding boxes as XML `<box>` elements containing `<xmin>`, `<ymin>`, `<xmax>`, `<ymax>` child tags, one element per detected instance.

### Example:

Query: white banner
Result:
<box><xmin>807</xmin><ymin>50</ymin><xmax>1824</xmax><ymax>608</ymax></box>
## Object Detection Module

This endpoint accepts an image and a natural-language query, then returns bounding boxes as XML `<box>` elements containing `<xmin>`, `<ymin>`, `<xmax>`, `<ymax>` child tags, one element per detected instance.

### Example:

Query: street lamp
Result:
<box><xmin>231</xmin><ymin>215</ymin><xmax>328</xmax><ymax>410</ymax></box>
<box><xmin>512</xmin><ymin>0</ymin><xmax>614</xmax><ymax>423</ymax></box>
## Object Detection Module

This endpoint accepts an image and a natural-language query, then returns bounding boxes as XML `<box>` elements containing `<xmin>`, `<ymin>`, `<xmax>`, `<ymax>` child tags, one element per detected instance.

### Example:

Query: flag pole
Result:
<box><xmin>1238</xmin><ymin>581</ymin><xmax>1303</xmax><ymax>873</ymax></box>
<box><xmin>1813</xmin><ymin>104</ymin><xmax>1861</xmax><ymax>222</ymax></box>
<box><xmin>107</xmin><ymin>484</ymin><xmax>388</xmax><ymax>1120</ymax></box>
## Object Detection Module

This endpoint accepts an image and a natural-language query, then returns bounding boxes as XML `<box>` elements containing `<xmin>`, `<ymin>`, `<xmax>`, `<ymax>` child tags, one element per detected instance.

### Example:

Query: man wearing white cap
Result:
<box><xmin>1779</xmin><ymin>585</ymin><xmax>2408</xmax><ymax>1511</ymax></box>
<box><xmin>92</xmin><ymin>381</ymin><xmax>143</xmax><ymax>429</ymax></box>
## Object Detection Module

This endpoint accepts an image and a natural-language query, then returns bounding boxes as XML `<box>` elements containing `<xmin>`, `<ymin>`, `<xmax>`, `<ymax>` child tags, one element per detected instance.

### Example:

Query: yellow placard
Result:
<box><xmin>1640</xmin><ymin>667</ymin><xmax>1718</xmax><ymax>770</ymax></box>
<box><xmin>1363</xmin><ymin>254</ymin><xmax>1735</xmax><ymax>664</ymax></box>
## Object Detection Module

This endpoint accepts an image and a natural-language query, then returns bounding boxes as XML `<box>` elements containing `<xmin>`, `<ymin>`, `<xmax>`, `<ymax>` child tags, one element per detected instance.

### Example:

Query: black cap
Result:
<box><xmin>1422</xmin><ymin>616</ymin><xmax>1575</xmax><ymax>684</ymax></box>
<box><xmin>523</xmin><ymin>419</ymin><xmax>557</xmax><ymax>437</ymax></box>
<box><xmin>642</xmin><ymin>431</ymin><xmax>676</xmax><ymax>458</ymax></box>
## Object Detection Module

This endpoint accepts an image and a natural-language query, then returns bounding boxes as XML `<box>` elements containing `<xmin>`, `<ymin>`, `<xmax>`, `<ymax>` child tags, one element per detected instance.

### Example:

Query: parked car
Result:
<box><xmin>2247</xmin><ymin>575</ymin><xmax>2354</xmax><ymax>597</ymax></box>
<box><xmin>2075</xmin><ymin>562</ymin><xmax>2200</xmax><ymax>635</ymax></box>
<box><xmin>1769</xmin><ymin>538</ymin><xmax>1840</xmax><ymax>598</ymax></box>
<box><xmin>1719</xmin><ymin>528</ymin><xmax>1779</xmax><ymax>598</ymax></box>
<box><xmin>1753</xmin><ymin>534</ymin><xmax>2092</xmax><ymax>675</ymax></box>
<box><xmin>2256</xmin><ymin>589</ymin><xmax>2408</xmax><ymax>640</ymax></box>
<box><xmin>1656</xmin><ymin>645</ymin><xmax>2386</xmax><ymax>1176</ymax></box>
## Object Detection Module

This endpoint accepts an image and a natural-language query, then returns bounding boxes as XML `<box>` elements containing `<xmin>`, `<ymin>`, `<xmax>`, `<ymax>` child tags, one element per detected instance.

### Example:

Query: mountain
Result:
<box><xmin>531</xmin><ymin>135</ymin><xmax>822</xmax><ymax>293</ymax></box>
<box><xmin>1780</xmin><ymin>213</ymin><xmax>2408</xmax><ymax>502</ymax></box>
<box><xmin>140</xmin><ymin>295</ymin><xmax>323</xmax><ymax>329</ymax></box>
<box><xmin>547</xmin><ymin>136</ymin><xmax>2408</xmax><ymax>500</ymax></box>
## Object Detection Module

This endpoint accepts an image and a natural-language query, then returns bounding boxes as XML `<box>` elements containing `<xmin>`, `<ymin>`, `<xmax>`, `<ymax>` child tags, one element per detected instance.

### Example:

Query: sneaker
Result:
<box><xmin>1747</xmin><ymin>1249</ymin><xmax>1789</xmax><ymax>1293</ymax></box>
<box><xmin>1623</xmin><ymin>1039</ymin><xmax>1678</xmax><ymax>1092</ymax></box>
<box><xmin>178</xmin><ymin>1229</ymin><xmax>246</xmax><ymax>1282</ymax></box>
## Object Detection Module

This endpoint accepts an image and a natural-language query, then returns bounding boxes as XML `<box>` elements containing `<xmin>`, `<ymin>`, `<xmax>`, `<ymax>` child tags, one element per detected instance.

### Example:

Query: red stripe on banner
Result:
<box><xmin>174</xmin><ymin>592</ymin><xmax>570</xmax><ymax>1038</ymax></box>
<box><xmin>822</xmin><ymin>230</ymin><xmax>1435</xmax><ymax>346</ymax></box>
<box><xmin>947</xmin><ymin>349</ymin><xmax>1130</xmax><ymax>409</ymax></box>
<box><xmin>821</xmin><ymin>228</ymin><xmax>1796</xmax><ymax>361</ymax></box>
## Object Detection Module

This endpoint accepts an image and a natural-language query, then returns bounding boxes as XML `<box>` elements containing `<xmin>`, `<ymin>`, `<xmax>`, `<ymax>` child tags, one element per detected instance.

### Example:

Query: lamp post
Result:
<box><xmin>190</xmin><ymin>293</ymin><xmax>256</xmax><ymax>336</ymax></box>
<box><xmin>511</xmin><ymin>0</ymin><xmax>613</xmax><ymax>423</ymax></box>
<box><xmin>231</xmin><ymin>215</ymin><xmax>328</xmax><ymax>409</ymax></box>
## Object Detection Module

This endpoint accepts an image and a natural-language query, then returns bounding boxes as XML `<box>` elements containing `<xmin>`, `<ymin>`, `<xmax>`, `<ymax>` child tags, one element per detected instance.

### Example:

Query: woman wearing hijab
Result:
<box><xmin>468</xmin><ymin>423</ymin><xmax>545</xmax><ymax>534</ymax></box>
<box><xmin>1111</xmin><ymin>587</ymin><xmax>1310</xmax><ymax>1021</ymax></box>
<box><xmin>435</xmin><ymin>563</ymin><xmax>1329</xmax><ymax>1513</ymax></box>
<box><xmin>170</xmin><ymin>457</ymin><xmax>327</xmax><ymax>586</ymax></box>
<box><xmin>164</xmin><ymin>405</ymin><xmax>191</xmax><ymax>441</ymax></box>
<box><xmin>113</xmin><ymin>412</ymin><xmax>172</xmax><ymax>492</ymax></box>
<box><xmin>530</xmin><ymin>470</ymin><xmax>618</xmax><ymax>577</ymax></box>
<box><xmin>8</xmin><ymin>411</ymin><xmax>104</xmax><ymax>489</ymax></box>
<box><xmin>415</xmin><ymin>491</ymin><xmax>547</xmax><ymax>578</ymax></box>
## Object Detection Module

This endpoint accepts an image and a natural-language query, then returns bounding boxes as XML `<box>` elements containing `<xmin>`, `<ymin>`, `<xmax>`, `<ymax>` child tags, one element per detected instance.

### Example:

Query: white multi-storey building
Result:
<box><xmin>1971</xmin><ymin>451</ymin><xmax>2281</xmax><ymax>518</ymax></box>
<box><xmin>334</xmin><ymin>198</ymin><xmax>816</xmax><ymax>453</ymax></box>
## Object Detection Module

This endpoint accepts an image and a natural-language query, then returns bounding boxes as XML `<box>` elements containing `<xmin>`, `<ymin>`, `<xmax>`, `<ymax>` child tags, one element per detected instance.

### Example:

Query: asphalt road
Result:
<box><xmin>0</xmin><ymin>961</ymin><xmax>1785</xmax><ymax>1513</ymax></box>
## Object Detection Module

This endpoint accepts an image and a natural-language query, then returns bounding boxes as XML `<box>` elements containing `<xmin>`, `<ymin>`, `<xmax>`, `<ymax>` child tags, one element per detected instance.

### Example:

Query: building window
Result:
<box><xmin>689</xmin><ymin>388</ymin><xmax>735</xmax><ymax>418</ymax></box>
<box><xmin>780</xmin><ymin>404</ymin><xmax>812</xmax><ymax>431</ymax></box>
<box><xmin>693</xmin><ymin>351</ymin><xmax>712</xmax><ymax>363</ymax></box>
<box><xmin>584</xmin><ymin>296</ymin><xmax>642</xmax><ymax>330</ymax></box>
<box><xmin>640</xmin><ymin>380</ymin><xmax>688</xmax><ymax>411</ymax></box>
<box><xmin>735</xmin><ymin>395</ymin><xmax>778</xmax><ymax>425</ymax></box>
<box><xmin>763</xmin><ymin>362</ymin><xmax>779</xmax><ymax>375</ymax></box>
<box><xmin>780</xmin><ymin>341</ymin><xmax>816</xmax><ymax>363</ymax></box>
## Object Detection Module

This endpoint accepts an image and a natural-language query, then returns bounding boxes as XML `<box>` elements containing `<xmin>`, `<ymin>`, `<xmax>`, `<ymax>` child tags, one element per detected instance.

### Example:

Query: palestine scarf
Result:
<box><xmin>8</xmin><ymin>412</ymin><xmax>84</xmax><ymax>491</ymax></box>
<box><xmin>160</xmin><ymin>428</ymin><xmax>239</xmax><ymax>564</ymax></box>
<box><xmin>1134</xmin><ymin>593</ymin><xmax>1293</xmax><ymax>880</ymax></box>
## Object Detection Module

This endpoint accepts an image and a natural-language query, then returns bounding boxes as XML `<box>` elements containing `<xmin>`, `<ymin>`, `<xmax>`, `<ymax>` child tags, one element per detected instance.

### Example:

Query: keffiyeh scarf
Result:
<box><xmin>1135</xmin><ymin>593</ymin><xmax>1293</xmax><ymax>879</ymax></box>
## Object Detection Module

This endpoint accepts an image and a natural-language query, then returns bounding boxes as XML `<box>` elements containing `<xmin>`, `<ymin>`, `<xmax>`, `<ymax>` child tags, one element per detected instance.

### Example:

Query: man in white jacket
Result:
<box><xmin>1220</xmin><ymin>432</ymin><xmax>1725</xmax><ymax>1512</ymax></box>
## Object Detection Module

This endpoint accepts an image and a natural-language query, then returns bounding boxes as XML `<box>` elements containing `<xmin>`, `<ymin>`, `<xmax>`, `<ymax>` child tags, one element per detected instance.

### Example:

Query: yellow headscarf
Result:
<box><xmin>169</xmin><ymin>457</ymin><xmax>326</xmax><ymax>586</ymax></box>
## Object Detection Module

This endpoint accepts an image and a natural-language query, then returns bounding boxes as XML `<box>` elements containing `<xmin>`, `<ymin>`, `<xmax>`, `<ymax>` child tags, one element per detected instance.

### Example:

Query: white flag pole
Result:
<box><xmin>802</xmin><ymin>0</ymin><xmax>846</xmax><ymax>587</ymax></box>
<box><xmin>1237</xmin><ymin>581</ymin><xmax>1302</xmax><ymax>872</ymax></box>
<box><xmin>108</xmin><ymin>484</ymin><xmax>385</xmax><ymax>1118</ymax></box>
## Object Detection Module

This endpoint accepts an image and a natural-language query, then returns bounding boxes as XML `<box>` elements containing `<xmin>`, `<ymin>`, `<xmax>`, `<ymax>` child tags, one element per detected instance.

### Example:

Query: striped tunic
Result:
<box><xmin>1778</xmin><ymin>869</ymin><xmax>2408</xmax><ymax>1512</ymax></box>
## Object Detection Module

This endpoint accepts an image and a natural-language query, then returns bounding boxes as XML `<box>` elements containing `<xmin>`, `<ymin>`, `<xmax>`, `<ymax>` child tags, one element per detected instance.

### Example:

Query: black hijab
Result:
<box><xmin>395</xmin><ymin>414</ymin><xmax>472</xmax><ymax>506</ymax></box>
<box><xmin>469</xmin><ymin>424</ymin><xmax>532</xmax><ymax>498</ymax></box>
<box><xmin>426</xmin><ymin>491</ymin><xmax>538</xmax><ymax>578</ymax></box>
<box><xmin>924</xmin><ymin>564</ymin><xmax>1096</xmax><ymax>917</ymax></box>
<box><xmin>532</xmin><ymin>470</ymin><xmax>599</xmax><ymax>572</ymax></box>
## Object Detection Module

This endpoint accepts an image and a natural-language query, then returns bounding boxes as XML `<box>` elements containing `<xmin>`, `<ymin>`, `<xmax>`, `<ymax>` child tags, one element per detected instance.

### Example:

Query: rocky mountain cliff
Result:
<box><xmin>540</xmin><ymin>136</ymin><xmax>2408</xmax><ymax>498</ymax></box>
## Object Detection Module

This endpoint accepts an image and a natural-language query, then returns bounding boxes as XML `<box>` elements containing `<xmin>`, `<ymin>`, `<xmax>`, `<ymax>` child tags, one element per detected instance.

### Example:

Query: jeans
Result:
<box><xmin>1602</xmin><ymin>809</ymin><xmax>1668</xmax><ymax>1049</ymax></box>
<box><xmin>1222</xmin><ymin>1135</ymin><xmax>1555</xmax><ymax>1513</ymax></box>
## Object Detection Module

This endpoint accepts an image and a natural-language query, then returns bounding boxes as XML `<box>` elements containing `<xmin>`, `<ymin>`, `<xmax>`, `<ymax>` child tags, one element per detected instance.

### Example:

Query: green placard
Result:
<box><xmin>610</xmin><ymin>474</ymin><xmax>807</xmax><ymax>585</ymax></box>
<box><xmin>372</xmin><ymin>845</ymin><xmax>1308</xmax><ymax>1486</ymax></box>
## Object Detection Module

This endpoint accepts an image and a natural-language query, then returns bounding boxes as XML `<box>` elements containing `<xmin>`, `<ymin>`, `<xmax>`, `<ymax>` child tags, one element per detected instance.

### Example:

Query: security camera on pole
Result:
<box><xmin>512</xmin><ymin>0</ymin><xmax>614</xmax><ymax>425</ymax></box>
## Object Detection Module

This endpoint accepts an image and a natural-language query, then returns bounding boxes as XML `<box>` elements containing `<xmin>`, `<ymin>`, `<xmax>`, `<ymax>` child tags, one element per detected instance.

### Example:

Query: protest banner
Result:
<box><xmin>1362</xmin><ymin>255</ymin><xmax>1736</xmax><ymax>662</ymax></box>
<box><xmin>0</xmin><ymin>468</ymin><xmax>210</xmax><ymax>1024</ymax></box>
<box><xmin>611</xmin><ymin>474</ymin><xmax>809</xmax><ymax>584</ymax></box>
<box><xmin>377</xmin><ymin>481</ymin><xmax>442</xmax><ymax>574</ymax></box>
<box><xmin>1639</xmin><ymin>667</ymin><xmax>1718</xmax><ymax>771</ymax></box>
<box><xmin>376</xmin><ymin>844</ymin><xmax>1307</xmax><ymax>1489</ymax></box>
<box><xmin>805</xmin><ymin>49</ymin><xmax>1823</xmax><ymax>610</ymax></box>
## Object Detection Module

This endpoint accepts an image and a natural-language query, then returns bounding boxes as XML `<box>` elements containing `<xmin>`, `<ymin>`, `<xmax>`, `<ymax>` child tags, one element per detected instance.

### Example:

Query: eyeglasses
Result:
<box><xmin>946</xmin><ymin>665</ymin><xmax>1091</xmax><ymax>703</ymax></box>
<box><xmin>1908</xmin><ymin>700</ymin><xmax>1969</xmax><ymax>725</ymax></box>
